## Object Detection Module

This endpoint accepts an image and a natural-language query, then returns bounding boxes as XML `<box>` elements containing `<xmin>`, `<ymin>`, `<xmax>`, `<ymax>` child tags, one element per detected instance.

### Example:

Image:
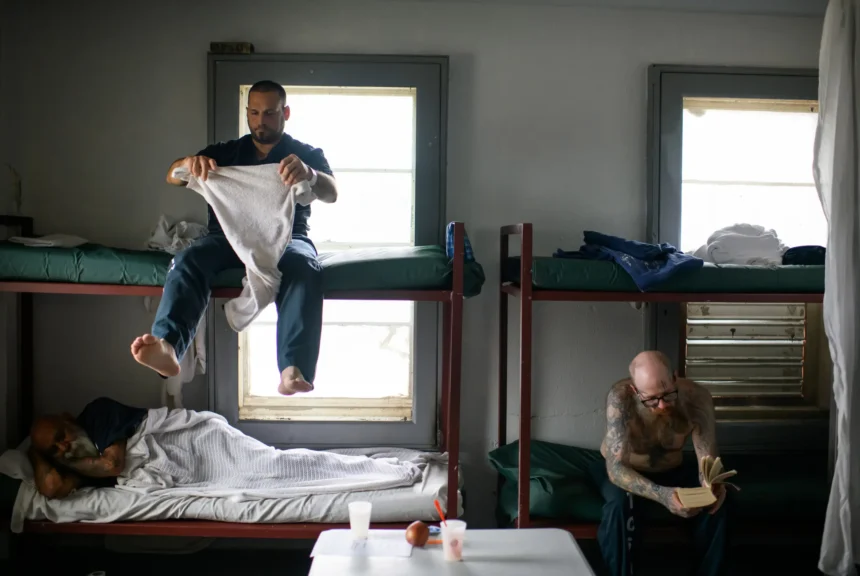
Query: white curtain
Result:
<box><xmin>815</xmin><ymin>2</ymin><xmax>860</xmax><ymax>575</ymax></box>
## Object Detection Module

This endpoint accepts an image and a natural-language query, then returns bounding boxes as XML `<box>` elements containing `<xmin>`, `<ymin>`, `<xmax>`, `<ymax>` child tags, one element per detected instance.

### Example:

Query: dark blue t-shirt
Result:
<box><xmin>76</xmin><ymin>397</ymin><xmax>147</xmax><ymax>455</ymax></box>
<box><xmin>196</xmin><ymin>134</ymin><xmax>333</xmax><ymax>237</ymax></box>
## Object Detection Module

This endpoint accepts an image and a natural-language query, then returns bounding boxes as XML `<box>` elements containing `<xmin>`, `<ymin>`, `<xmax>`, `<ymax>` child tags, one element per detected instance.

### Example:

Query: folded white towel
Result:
<box><xmin>9</xmin><ymin>234</ymin><xmax>88</xmax><ymax>248</ymax></box>
<box><xmin>172</xmin><ymin>165</ymin><xmax>314</xmax><ymax>332</ymax></box>
<box><xmin>694</xmin><ymin>224</ymin><xmax>787</xmax><ymax>266</ymax></box>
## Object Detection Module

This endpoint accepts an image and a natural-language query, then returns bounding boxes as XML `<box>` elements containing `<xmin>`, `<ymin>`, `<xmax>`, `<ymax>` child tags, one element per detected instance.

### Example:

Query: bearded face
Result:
<box><xmin>63</xmin><ymin>431</ymin><xmax>100</xmax><ymax>460</ymax></box>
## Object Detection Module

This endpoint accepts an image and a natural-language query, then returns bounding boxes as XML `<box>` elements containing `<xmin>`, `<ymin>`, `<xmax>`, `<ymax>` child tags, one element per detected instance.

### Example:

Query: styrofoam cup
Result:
<box><xmin>348</xmin><ymin>501</ymin><xmax>372</xmax><ymax>539</ymax></box>
<box><xmin>441</xmin><ymin>519</ymin><xmax>467</xmax><ymax>561</ymax></box>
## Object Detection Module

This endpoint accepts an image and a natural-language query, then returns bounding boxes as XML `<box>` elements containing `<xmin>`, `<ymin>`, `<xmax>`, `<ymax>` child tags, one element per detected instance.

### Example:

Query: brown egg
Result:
<box><xmin>405</xmin><ymin>520</ymin><xmax>430</xmax><ymax>547</ymax></box>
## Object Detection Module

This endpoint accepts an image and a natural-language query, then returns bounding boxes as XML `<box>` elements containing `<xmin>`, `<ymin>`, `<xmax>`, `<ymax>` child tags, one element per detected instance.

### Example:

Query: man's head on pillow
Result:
<box><xmin>30</xmin><ymin>414</ymin><xmax>99</xmax><ymax>462</ymax></box>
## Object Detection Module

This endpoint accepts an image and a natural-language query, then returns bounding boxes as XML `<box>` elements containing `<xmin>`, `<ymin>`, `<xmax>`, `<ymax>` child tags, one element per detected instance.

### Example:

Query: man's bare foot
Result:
<box><xmin>131</xmin><ymin>334</ymin><xmax>180</xmax><ymax>377</ymax></box>
<box><xmin>278</xmin><ymin>366</ymin><xmax>314</xmax><ymax>396</ymax></box>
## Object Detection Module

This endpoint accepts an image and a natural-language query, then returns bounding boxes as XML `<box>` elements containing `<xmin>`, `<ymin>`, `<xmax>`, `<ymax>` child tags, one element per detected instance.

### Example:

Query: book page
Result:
<box><xmin>676</xmin><ymin>487</ymin><xmax>717</xmax><ymax>509</ymax></box>
<box><xmin>711</xmin><ymin>469</ymin><xmax>737</xmax><ymax>485</ymax></box>
<box><xmin>707</xmin><ymin>457</ymin><xmax>724</xmax><ymax>485</ymax></box>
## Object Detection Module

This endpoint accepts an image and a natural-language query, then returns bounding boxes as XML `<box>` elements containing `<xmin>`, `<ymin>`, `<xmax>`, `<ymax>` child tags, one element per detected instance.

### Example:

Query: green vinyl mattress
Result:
<box><xmin>489</xmin><ymin>439</ymin><xmax>829</xmax><ymax>526</ymax></box>
<box><xmin>504</xmin><ymin>257</ymin><xmax>824</xmax><ymax>293</ymax></box>
<box><xmin>0</xmin><ymin>242</ymin><xmax>486</xmax><ymax>297</ymax></box>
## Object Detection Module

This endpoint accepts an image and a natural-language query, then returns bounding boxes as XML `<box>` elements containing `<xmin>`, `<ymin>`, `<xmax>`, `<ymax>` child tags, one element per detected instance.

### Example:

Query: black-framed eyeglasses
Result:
<box><xmin>637</xmin><ymin>389</ymin><xmax>678</xmax><ymax>408</ymax></box>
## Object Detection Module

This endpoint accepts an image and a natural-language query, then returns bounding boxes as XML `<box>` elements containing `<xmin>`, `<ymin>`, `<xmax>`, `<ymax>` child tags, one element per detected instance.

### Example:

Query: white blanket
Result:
<box><xmin>0</xmin><ymin>445</ymin><xmax>456</xmax><ymax>532</ymax></box>
<box><xmin>117</xmin><ymin>408</ymin><xmax>422</xmax><ymax>499</ymax></box>
<box><xmin>693</xmin><ymin>223</ymin><xmax>787</xmax><ymax>266</ymax></box>
<box><xmin>172</xmin><ymin>165</ymin><xmax>315</xmax><ymax>332</ymax></box>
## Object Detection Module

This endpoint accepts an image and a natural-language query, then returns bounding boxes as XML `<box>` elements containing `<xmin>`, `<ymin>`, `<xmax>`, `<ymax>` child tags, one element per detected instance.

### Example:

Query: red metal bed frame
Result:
<box><xmin>498</xmin><ymin>222</ymin><xmax>825</xmax><ymax>534</ymax></box>
<box><xmin>0</xmin><ymin>219</ymin><xmax>467</xmax><ymax>540</ymax></box>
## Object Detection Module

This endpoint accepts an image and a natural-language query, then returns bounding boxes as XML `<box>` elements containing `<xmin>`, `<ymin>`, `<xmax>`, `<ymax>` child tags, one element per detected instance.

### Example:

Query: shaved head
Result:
<box><xmin>30</xmin><ymin>415</ymin><xmax>69</xmax><ymax>453</ymax></box>
<box><xmin>628</xmin><ymin>351</ymin><xmax>675</xmax><ymax>397</ymax></box>
<box><xmin>30</xmin><ymin>413</ymin><xmax>98</xmax><ymax>461</ymax></box>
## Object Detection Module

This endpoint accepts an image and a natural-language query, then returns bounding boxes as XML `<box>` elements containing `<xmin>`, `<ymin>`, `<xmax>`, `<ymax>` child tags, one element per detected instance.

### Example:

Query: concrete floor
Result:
<box><xmin>0</xmin><ymin>534</ymin><xmax>827</xmax><ymax>575</ymax></box>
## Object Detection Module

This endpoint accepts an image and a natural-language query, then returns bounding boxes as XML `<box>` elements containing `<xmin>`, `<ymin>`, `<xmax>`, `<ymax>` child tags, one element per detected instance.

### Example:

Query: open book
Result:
<box><xmin>674</xmin><ymin>456</ymin><xmax>739</xmax><ymax>509</ymax></box>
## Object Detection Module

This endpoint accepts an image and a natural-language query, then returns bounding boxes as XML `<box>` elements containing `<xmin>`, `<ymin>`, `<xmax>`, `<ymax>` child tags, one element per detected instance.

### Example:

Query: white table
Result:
<box><xmin>308</xmin><ymin>527</ymin><xmax>596</xmax><ymax>575</ymax></box>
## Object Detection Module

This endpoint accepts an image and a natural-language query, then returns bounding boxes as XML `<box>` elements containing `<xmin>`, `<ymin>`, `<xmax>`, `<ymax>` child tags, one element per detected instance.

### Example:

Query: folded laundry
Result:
<box><xmin>146</xmin><ymin>214</ymin><xmax>208</xmax><ymax>255</ymax></box>
<box><xmin>554</xmin><ymin>230</ymin><xmax>703</xmax><ymax>291</ymax></box>
<box><xmin>9</xmin><ymin>233</ymin><xmax>88</xmax><ymax>248</ymax></box>
<box><xmin>693</xmin><ymin>224</ymin><xmax>787</xmax><ymax>266</ymax></box>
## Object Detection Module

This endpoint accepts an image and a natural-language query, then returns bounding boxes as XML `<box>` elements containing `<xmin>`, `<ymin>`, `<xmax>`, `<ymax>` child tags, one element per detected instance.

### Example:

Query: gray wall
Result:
<box><xmin>0</xmin><ymin>0</ymin><xmax>823</xmax><ymax>526</ymax></box>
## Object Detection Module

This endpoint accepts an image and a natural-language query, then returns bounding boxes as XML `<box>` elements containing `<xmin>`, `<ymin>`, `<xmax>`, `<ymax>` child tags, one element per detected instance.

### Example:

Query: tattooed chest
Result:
<box><xmin>626</xmin><ymin>419</ymin><xmax>690</xmax><ymax>470</ymax></box>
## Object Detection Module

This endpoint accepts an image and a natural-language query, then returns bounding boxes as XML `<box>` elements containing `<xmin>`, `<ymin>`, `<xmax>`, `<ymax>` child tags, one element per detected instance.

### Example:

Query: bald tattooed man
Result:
<box><xmin>588</xmin><ymin>351</ymin><xmax>729</xmax><ymax>576</ymax></box>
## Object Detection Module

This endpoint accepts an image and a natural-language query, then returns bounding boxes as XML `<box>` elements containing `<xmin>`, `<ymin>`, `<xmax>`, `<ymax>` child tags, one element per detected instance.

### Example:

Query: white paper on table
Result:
<box><xmin>311</xmin><ymin>530</ymin><xmax>413</xmax><ymax>558</ymax></box>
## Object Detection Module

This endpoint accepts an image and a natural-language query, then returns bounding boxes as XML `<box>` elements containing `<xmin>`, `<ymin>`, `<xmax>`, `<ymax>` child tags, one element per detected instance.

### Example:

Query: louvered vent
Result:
<box><xmin>684</xmin><ymin>302</ymin><xmax>807</xmax><ymax>405</ymax></box>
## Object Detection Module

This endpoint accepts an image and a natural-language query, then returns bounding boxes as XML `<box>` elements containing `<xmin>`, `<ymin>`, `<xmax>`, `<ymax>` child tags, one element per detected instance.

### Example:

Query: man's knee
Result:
<box><xmin>277</xmin><ymin>250</ymin><xmax>322</xmax><ymax>277</ymax></box>
<box><xmin>169</xmin><ymin>242</ymin><xmax>218</xmax><ymax>277</ymax></box>
<box><xmin>602</xmin><ymin>485</ymin><xmax>634</xmax><ymax>516</ymax></box>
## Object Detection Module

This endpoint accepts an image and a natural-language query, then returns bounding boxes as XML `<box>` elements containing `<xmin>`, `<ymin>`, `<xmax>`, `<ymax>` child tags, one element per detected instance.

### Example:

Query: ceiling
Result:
<box><xmin>406</xmin><ymin>0</ymin><xmax>828</xmax><ymax>17</ymax></box>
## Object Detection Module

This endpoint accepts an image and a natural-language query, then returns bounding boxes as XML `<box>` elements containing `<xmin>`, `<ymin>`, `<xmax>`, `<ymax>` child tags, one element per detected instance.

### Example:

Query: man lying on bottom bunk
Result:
<box><xmin>589</xmin><ymin>351</ymin><xmax>728</xmax><ymax>576</ymax></box>
<box><xmin>25</xmin><ymin>397</ymin><xmax>423</xmax><ymax>501</ymax></box>
<box><xmin>28</xmin><ymin>397</ymin><xmax>145</xmax><ymax>498</ymax></box>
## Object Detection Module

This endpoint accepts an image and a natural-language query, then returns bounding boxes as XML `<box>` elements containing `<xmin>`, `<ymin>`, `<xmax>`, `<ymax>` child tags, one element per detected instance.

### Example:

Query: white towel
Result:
<box><xmin>8</xmin><ymin>234</ymin><xmax>88</xmax><ymax>248</ymax></box>
<box><xmin>693</xmin><ymin>224</ymin><xmax>787</xmax><ymax>266</ymax></box>
<box><xmin>172</xmin><ymin>165</ymin><xmax>314</xmax><ymax>332</ymax></box>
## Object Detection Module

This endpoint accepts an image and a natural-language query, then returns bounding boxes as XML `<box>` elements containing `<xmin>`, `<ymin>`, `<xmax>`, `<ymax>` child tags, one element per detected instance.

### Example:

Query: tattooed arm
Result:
<box><xmin>603</xmin><ymin>388</ymin><xmax>674</xmax><ymax>506</ymax></box>
<box><xmin>689</xmin><ymin>385</ymin><xmax>719</xmax><ymax>485</ymax></box>
<box><xmin>60</xmin><ymin>441</ymin><xmax>126</xmax><ymax>478</ymax></box>
<box><xmin>28</xmin><ymin>447</ymin><xmax>81</xmax><ymax>499</ymax></box>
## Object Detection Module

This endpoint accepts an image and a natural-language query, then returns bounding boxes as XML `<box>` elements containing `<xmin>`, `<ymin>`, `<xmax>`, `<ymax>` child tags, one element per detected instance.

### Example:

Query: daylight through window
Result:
<box><xmin>237</xmin><ymin>85</ymin><xmax>418</xmax><ymax>421</ymax></box>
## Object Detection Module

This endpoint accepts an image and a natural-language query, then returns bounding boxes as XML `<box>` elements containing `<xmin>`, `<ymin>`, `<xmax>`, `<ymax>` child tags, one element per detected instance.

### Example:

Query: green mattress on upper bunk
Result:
<box><xmin>504</xmin><ymin>257</ymin><xmax>824</xmax><ymax>293</ymax></box>
<box><xmin>0</xmin><ymin>242</ymin><xmax>486</xmax><ymax>297</ymax></box>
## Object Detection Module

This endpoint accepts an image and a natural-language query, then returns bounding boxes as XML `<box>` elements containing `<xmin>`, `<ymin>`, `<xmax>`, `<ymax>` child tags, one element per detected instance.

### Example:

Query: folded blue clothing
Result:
<box><xmin>445</xmin><ymin>221</ymin><xmax>475</xmax><ymax>263</ymax></box>
<box><xmin>554</xmin><ymin>230</ymin><xmax>703</xmax><ymax>291</ymax></box>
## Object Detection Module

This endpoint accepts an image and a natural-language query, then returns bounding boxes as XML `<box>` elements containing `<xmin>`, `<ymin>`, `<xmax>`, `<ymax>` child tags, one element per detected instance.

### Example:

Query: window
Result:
<box><xmin>237</xmin><ymin>85</ymin><xmax>417</xmax><ymax>423</ymax></box>
<box><xmin>647</xmin><ymin>66</ymin><xmax>830</xmax><ymax>423</ymax></box>
<box><xmin>209</xmin><ymin>55</ymin><xmax>447</xmax><ymax>449</ymax></box>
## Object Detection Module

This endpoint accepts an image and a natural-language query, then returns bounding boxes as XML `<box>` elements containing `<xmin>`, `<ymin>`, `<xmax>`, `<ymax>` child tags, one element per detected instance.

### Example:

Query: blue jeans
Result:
<box><xmin>151</xmin><ymin>234</ymin><xmax>324</xmax><ymax>382</ymax></box>
<box><xmin>588</xmin><ymin>456</ymin><xmax>728</xmax><ymax>576</ymax></box>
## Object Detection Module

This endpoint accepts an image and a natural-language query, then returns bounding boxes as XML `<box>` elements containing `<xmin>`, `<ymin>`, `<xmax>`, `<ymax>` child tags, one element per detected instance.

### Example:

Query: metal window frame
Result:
<box><xmin>645</xmin><ymin>65</ymin><xmax>828</xmax><ymax>450</ymax></box>
<box><xmin>207</xmin><ymin>53</ymin><xmax>448</xmax><ymax>449</ymax></box>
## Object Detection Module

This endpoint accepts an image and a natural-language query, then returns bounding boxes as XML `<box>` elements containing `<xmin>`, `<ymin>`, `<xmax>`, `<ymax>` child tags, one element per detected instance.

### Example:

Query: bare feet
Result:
<box><xmin>131</xmin><ymin>334</ymin><xmax>180</xmax><ymax>377</ymax></box>
<box><xmin>278</xmin><ymin>366</ymin><xmax>314</xmax><ymax>396</ymax></box>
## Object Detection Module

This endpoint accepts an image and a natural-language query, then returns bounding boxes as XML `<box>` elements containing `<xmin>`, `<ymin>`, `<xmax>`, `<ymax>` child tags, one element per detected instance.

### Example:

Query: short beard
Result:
<box><xmin>636</xmin><ymin>402</ymin><xmax>681</xmax><ymax>424</ymax></box>
<box><xmin>64</xmin><ymin>433</ymin><xmax>100</xmax><ymax>460</ymax></box>
<box><xmin>248</xmin><ymin>119</ymin><xmax>284</xmax><ymax>145</ymax></box>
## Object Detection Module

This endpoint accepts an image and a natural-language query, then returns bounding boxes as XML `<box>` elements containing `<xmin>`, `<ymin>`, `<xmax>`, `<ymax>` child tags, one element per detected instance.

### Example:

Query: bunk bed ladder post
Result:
<box><xmin>4</xmin><ymin>216</ymin><xmax>35</xmax><ymax>444</ymax></box>
<box><xmin>441</xmin><ymin>300</ymin><xmax>451</xmax><ymax>452</ymax></box>
<box><xmin>19</xmin><ymin>292</ymin><xmax>33</xmax><ymax>443</ymax></box>
<box><xmin>445</xmin><ymin>222</ymin><xmax>465</xmax><ymax>520</ymax></box>
<box><xmin>497</xmin><ymin>227</ymin><xmax>510</xmax><ymax>527</ymax></box>
<box><xmin>518</xmin><ymin>223</ymin><xmax>533</xmax><ymax>529</ymax></box>
<box><xmin>498</xmin><ymin>228</ymin><xmax>508</xmax><ymax>450</ymax></box>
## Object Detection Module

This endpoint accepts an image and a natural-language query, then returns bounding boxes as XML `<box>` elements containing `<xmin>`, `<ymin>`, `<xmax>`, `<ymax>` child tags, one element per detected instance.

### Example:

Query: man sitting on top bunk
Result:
<box><xmin>27</xmin><ymin>397</ymin><xmax>146</xmax><ymax>499</ymax></box>
<box><xmin>130</xmin><ymin>79</ymin><xmax>338</xmax><ymax>397</ymax></box>
<box><xmin>589</xmin><ymin>351</ymin><xmax>728</xmax><ymax>576</ymax></box>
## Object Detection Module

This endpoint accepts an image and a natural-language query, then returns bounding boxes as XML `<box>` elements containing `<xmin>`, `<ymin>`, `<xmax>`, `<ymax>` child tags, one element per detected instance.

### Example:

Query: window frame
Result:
<box><xmin>206</xmin><ymin>53</ymin><xmax>448</xmax><ymax>450</ymax></box>
<box><xmin>645</xmin><ymin>64</ymin><xmax>828</xmax><ymax>451</ymax></box>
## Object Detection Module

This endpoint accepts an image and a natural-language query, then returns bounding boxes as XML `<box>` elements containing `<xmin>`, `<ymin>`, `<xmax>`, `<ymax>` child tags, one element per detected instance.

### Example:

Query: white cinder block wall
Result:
<box><xmin>0</xmin><ymin>0</ymin><xmax>823</xmax><ymax>526</ymax></box>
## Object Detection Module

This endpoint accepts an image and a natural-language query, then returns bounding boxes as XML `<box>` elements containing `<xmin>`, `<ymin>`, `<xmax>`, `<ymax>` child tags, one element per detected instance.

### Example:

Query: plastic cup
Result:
<box><xmin>441</xmin><ymin>519</ymin><xmax>467</xmax><ymax>561</ymax></box>
<box><xmin>348</xmin><ymin>501</ymin><xmax>372</xmax><ymax>539</ymax></box>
